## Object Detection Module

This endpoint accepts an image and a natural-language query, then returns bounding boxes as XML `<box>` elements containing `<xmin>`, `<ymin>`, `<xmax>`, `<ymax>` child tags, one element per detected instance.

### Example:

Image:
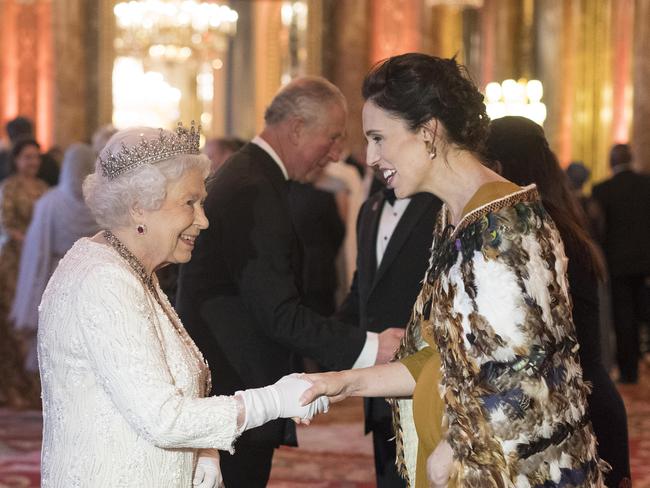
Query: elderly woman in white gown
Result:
<box><xmin>37</xmin><ymin>124</ymin><xmax>326</xmax><ymax>488</ymax></box>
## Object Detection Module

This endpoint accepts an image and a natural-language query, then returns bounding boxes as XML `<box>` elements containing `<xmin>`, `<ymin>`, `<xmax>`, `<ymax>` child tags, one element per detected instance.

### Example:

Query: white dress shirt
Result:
<box><xmin>251</xmin><ymin>135</ymin><xmax>289</xmax><ymax>180</ymax></box>
<box><xmin>376</xmin><ymin>198</ymin><xmax>412</xmax><ymax>267</ymax></box>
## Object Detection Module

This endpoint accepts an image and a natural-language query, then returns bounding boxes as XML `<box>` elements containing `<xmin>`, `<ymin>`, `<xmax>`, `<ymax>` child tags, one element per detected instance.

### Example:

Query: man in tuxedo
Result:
<box><xmin>336</xmin><ymin>181</ymin><xmax>442</xmax><ymax>487</ymax></box>
<box><xmin>176</xmin><ymin>76</ymin><xmax>403</xmax><ymax>487</ymax></box>
<box><xmin>592</xmin><ymin>144</ymin><xmax>650</xmax><ymax>384</ymax></box>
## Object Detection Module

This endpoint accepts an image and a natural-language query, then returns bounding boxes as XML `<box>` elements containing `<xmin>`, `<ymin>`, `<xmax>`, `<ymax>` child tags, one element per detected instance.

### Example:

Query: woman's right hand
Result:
<box><xmin>299</xmin><ymin>371</ymin><xmax>352</xmax><ymax>406</ymax></box>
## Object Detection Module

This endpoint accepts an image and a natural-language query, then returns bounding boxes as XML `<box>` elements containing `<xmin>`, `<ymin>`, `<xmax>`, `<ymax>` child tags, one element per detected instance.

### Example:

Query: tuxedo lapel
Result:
<box><xmin>370</xmin><ymin>193</ymin><xmax>437</xmax><ymax>296</ymax></box>
<box><xmin>357</xmin><ymin>192</ymin><xmax>384</xmax><ymax>295</ymax></box>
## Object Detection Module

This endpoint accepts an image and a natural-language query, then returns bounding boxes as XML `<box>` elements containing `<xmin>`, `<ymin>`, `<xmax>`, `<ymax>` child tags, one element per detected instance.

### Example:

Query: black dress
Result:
<box><xmin>568</xmin><ymin>254</ymin><xmax>630</xmax><ymax>487</ymax></box>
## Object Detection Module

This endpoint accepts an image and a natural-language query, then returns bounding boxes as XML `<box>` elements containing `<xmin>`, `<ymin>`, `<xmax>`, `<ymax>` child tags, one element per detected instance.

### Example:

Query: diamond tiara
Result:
<box><xmin>99</xmin><ymin>121</ymin><xmax>201</xmax><ymax>179</ymax></box>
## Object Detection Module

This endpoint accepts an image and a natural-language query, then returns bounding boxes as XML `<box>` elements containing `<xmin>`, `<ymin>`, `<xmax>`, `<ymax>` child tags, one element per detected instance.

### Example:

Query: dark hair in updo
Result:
<box><xmin>362</xmin><ymin>53</ymin><xmax>490</xmax><ymax>156</ymax></box>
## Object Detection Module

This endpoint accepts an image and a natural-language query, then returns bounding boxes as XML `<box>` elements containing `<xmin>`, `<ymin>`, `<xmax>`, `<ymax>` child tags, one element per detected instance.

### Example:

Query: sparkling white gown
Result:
<box><xmin>38</xmin><ymin>238</ymin><xmax>241</xmax><ymax>487</ymax></box>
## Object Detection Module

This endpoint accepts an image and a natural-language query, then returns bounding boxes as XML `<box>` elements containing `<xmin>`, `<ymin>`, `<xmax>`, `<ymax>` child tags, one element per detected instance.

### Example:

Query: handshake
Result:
<box><xmin>235</xmin><ymin>374</ymin><xmax>328</xmax><ymax>431</ymax></box>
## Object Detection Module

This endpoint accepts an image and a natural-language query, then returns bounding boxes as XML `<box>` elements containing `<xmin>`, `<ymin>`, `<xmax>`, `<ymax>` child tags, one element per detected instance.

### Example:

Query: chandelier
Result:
<box><xmin>484</xmin><ymin>79</ymin><xmax>547</xmax><ymax>126</ymax></box>
<box><xmin>113</xmin><ymin>0</ymin><xmax>238</xmax><ymax>61</ymax></box>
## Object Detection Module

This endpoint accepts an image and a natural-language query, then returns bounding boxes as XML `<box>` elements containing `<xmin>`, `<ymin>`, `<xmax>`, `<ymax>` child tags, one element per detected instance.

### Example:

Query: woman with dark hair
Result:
<box><xmin>486</xmin><ymin>115</ymin><xmax>630</xmax><ymax>488</ymax></box>
<box><xmin>302</xmin><ymin>53</ymin><xmax>606</xmax><ymax>487</ymax></box>
<box><xmin>0</xmin><ymin>138</ymin><xmax>48</xmax><ymax>408</ymax></box>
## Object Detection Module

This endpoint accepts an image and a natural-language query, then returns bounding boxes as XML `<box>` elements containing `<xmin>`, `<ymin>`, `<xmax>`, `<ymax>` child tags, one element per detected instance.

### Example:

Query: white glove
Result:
<box><xmin>236</xmin><ymin>374</ymin><xmax>329</xmax><ymax>430</ymax></box>
<box><xmin>193</xmin><ymin>449</ymin><xmax>222</xmax><ymax>488</ymax></box>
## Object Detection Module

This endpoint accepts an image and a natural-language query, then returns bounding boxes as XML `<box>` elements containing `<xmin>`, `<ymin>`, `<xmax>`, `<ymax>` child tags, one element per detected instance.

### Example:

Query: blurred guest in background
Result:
<box><xmin>566</xmin><ymin>161</ymin><xmax>604</xmax><ymax>240</ymax></box>
<box><xmin>11</xmin><ymin>143</ymin><xmax>99</xmax><ymax>374</ymax></box>
<box><xmin>0</xmin><ymin>116</ymin><xmax>59</xmax><ymax>186</ymax></box>
<box><xmin>204</xmin><ymin>136</ymin><xmax>246</xmax><ymax>174</ymax></box>
<box><xmin>592</xmin><ymin>144</ymin><xmax>650</xmax><ymax>385</ymax></box>
<box><xmin>0</xmin><ymin>116</ymin><xmax>34</xmax><ymax>182</ymax></box>
<box><xmin>565</xmin><ymin>161</ymin><xmax>616</xmax><ymax>372</ymax></box>
<box><xmin>321</xmin><ymin>156</ymin><xmax>366</xmax><ymax>298</ymax></box>
<box><xmin>0</xmin><ymin>138</ymin><xmax>48</xmax><ymax>408</ymax></box>
<box><xmin>487</xmin><ymin>116</ymin><xmax>630</xmax><ymax>488</ymax></box>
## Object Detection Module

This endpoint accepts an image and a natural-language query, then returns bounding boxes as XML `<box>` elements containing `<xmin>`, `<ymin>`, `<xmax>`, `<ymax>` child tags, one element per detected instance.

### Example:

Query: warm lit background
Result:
<box><xmin>0</xmin><ymin>0</ymin><xmax>648</xmax><ymax>185</ymax></box>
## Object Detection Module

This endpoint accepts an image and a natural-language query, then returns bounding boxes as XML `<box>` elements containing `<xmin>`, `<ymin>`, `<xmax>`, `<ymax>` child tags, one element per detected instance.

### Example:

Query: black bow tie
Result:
<box><xmin>383</xmin><ymin>188</ymin><xmax>396</xmax><ymax>206</ymax></box>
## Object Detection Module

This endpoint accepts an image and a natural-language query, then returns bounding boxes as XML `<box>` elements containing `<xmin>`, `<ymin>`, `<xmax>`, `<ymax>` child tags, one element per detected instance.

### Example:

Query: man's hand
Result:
<box><xmin>375</xmin><ymin>328</ymin><xmax>404</xmax><ymax>364</ymax></box>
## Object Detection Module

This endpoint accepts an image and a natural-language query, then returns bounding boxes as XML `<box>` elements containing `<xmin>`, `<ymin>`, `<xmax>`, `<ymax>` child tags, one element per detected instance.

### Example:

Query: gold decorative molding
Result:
<box><xmin>428</xmin><ymin>5</ymin><xmax>465</xmax><ymax>61</ymax></box>
<box><xmin>611</xmin><ymin>0</ymin><xmax>633</xmax><ymax>145</ymax></box>
<box><xmin>96</xmin><ymin>0</ymin><xmax>116</xmax><ymax>130</ymax></box>
<box><xmin>632</xmin><ymin>0</ymin><xmax>650</xmax><ymax>173</ymax></box>
<box><xmin>570</xmin><ymin>0</ymin><xmax>612</xmax><ymax>181</ymax></box>
<box><xmin>306</xmin><ymin>0</ymin><xmax>323</xmax><ymax>76</ymax></box>
<box><xmin>324</xmin><ymin>0</ymin><xmax>370</xmax><ymax>157</ymax></box>
<box><xmin>370</xmin><ymin>0</ymin><xmax>422</xmax><ymax>64</ymax></box>
<box><xmin>52</xmin><ymin>0</ymin><xmax>88</xmax><ymax>147</ymax></box>
<box><xmin>557</xmin><ymin>0</ymin><xmax>578</xmax><ymax>167</ymax></box>
<box><xmin>253</xmin><ymin>0</ymin><xmax>282</xmax><ymax>133</ymax></box>
<box><xmin>0</xmin><ymin>0</ymin><xmax>53</xmax><ymax>148</ymax></box>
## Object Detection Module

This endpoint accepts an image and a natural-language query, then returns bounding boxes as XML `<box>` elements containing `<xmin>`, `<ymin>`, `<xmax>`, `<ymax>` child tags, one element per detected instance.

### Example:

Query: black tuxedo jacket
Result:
<box><xmin>337</xmin><ymin>190</ymin><xmax>442</xmax><ymax>432</ymax></box>
<box><xmin>176</xmin><ymin>143</ymin><xmax>366</xmax><ymax>446</ymax></box>
<box><xmin>288</xmin><ymin>181</ymin><xmax>345</xmax><ymax>316</ymax></box>
<box><xmin>592</xmin><ymin>169</ymin><xmax>650</xmax><ymax>276</ymax></box>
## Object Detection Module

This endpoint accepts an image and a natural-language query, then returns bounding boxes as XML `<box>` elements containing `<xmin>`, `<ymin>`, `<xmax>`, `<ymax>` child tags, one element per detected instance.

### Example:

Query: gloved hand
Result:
<box><xmin>236</xmin><ymin>374</ymin><xmax>329</xmax><ymax>430</ymax></box>
<box><xmin>193</xmin><ymin>449</ymin><xmax>222</xmax><ymax>488</ymax></box>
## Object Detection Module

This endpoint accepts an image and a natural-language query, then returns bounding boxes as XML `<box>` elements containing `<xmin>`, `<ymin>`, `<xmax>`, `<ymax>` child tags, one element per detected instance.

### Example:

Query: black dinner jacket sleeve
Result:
<box><xmin>209</xmin><ymin>144</ymin><xmax>367</xmax><ymax>370</ymax></box>
<box><xmin>336</xmin><ymin>268</ymin><xmax>361</xmax><ymax>327</ymax></box>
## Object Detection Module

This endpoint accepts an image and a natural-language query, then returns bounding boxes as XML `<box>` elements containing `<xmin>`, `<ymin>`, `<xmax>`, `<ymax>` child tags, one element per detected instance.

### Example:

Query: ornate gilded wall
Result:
<box><xmin>632</xmin><ymin>0</ymin><xmax>650</xmax><ymax>172</ymax></box>
<box><xmin>0</xmin><ymin>0</ymin><xmax>113</xmax><ymax>149</ymax></box>
<box><xmin>0</xmin><ymin>0</ymin><xmax>53</xmax><ymax>147</ymax></box>
<box><xmin>1</xmin><ymin>0</ymin><xmax>646</xmax><ymax>178</ymax></box>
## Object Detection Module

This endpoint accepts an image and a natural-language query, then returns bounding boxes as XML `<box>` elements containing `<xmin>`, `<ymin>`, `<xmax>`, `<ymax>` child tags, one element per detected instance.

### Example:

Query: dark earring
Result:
<box><xmin>136</xmin><ymin>224</ymin><xmax>147</xmax><ymax>235</ymax></box>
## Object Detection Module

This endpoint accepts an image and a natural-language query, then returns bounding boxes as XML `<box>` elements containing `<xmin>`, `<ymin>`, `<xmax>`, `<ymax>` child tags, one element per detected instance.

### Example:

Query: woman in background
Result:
<box><xmin>486</xmin><ymin>115</ymin><xmax>630</xmax><ymax>488</ymax></box>
<box><xmin>11</xmin><ymin>143</ymin><xmax>100</xmax><ymax>373</ymax></box>
<box><xmin>0</xmin><ymin>138</ymin><xmax>48</xmax><ymax>408</ymax></box>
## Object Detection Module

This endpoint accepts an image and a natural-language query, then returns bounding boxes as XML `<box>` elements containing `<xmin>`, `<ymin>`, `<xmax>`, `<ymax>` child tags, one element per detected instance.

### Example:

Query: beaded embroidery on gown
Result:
<box><xmin>38</xmin><ymin>237</ymin><xmax>242</xmax><ymax>487</ymax></box>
